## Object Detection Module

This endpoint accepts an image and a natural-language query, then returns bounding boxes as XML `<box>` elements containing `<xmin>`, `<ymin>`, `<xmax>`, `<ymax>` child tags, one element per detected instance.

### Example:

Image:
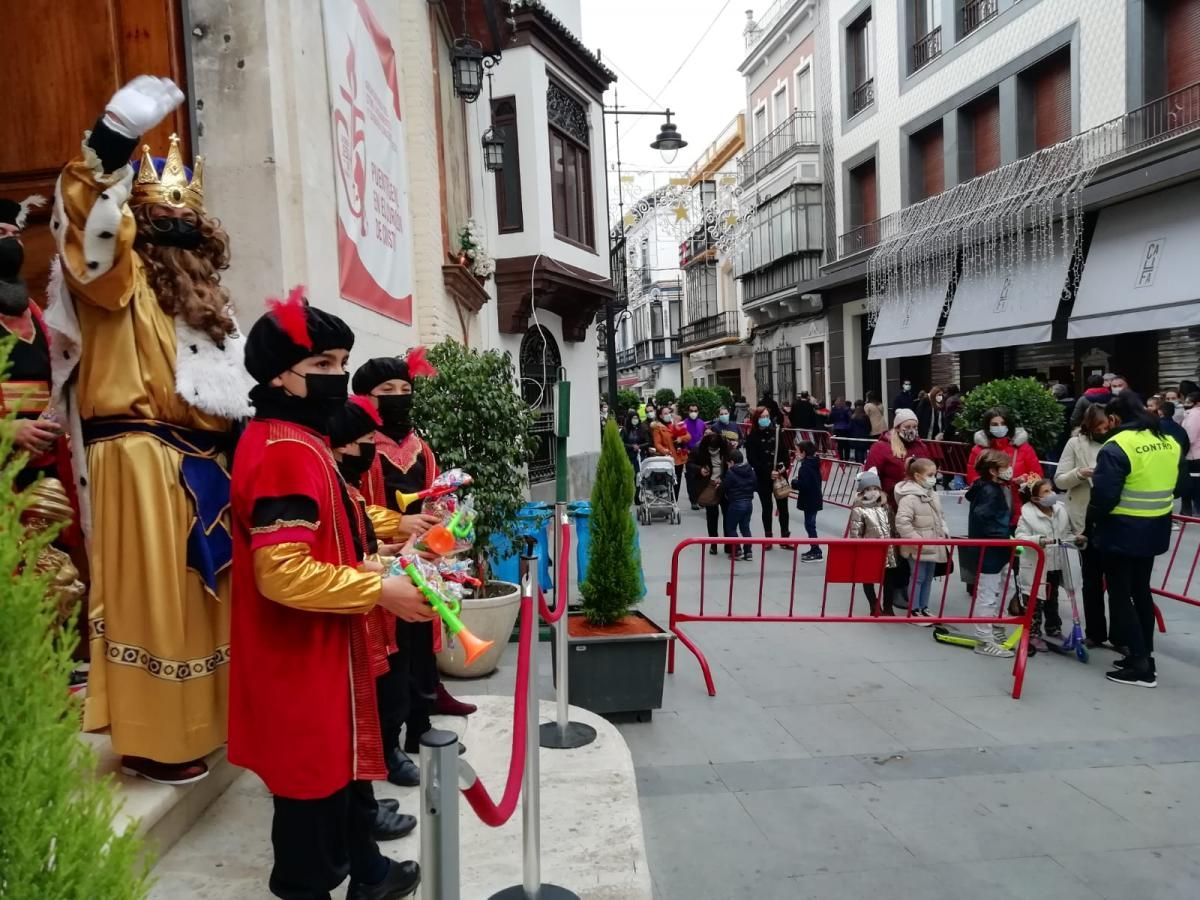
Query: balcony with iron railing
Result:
<box><xmin>636</xmin><ymin>337</ymin><xmax>675</xmax><ymax>362</ymax></box>
<box><xmin>616</xmin><ymin>347</ymin><xmax>637</xmax><ymax>368</ymax></box>
<box><xmin>912</xmin><ymin>25</ymin><xmax>941</xmax><ymax>72</ymax></box>
<box><xmin>737</xmin><ymin>110</ymin><xmax>818</xmax><ymax>185</ymax></box>
<box><xmin>678</xmin><ymin>310</ymin><xmax>740</xmax><ymax>349</ymax></box>
<box><xmin>850</xmin><ymin>79</ymin><xmax>875</xmax><ymax>117</ymax></box>
<box><xmin>961</xmin><ymin>0</ymin><xmax>998</xmax><ymax>38</ymax></box>
<box><xmin>829</xmin><ymin>79</ymin><xmax>1200</xmax><ymax>264</ymax></box>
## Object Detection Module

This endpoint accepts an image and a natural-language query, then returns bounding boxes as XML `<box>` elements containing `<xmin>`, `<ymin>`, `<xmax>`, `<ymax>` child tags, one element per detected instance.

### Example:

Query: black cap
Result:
<box><xmin>352</xmin><ymin>356</ymin><xmax>410</xmax><ymax>395</ymax></box>
<box><xmin>243</xmin><ymin>288</ymin><xmax>355</xmax><ymax>384</ymax></box>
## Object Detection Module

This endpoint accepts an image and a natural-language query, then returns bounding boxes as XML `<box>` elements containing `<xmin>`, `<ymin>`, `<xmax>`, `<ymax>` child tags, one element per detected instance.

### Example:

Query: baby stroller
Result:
<box><xmin>636</xmin><ymin>456</ymin><xmax>681</xmax><ymax>525</ymax></box>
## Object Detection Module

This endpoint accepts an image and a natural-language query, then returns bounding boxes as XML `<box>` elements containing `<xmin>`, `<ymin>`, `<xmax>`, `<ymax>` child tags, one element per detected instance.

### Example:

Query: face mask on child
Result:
<box><xmin>861</xmin><ymin>487</ymin><xmax>882</xmax><ymax>504</ymax></box>
<box><xmin>719</xmin><ymin>413</ymin><xmax>730</xmax><ymax>423</ymax></box>
<box><xmin>989</xmin><ymin>425</ymin><xmax>1009</xmax><ymax>439</ymax></box>
<box><xmin>758</xmin><ymin>417</ymin><xmax>772</xmax><ymax>428</ymax></box>
<box><xmin>998</xmin><ymin>467</ymin><xmax>1014</xmax><ymax>482</ymax></box>
<box><xmin>689</xmin><ymin>411</ymin><xmax>699</xmax><ymax>420</ymax></box>
<box><xmin>1034</xmin><ymin>494</ymin><xmax>1057</xmax><ymax>509</ymax></box>
<box><xmin>920</xmin><ymin>475</ymin><xmax>937</xmax><ymax>489</ymax></box>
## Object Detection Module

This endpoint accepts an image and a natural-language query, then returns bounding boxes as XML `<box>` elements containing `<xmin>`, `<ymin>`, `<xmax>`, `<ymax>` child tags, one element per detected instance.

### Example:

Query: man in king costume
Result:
<box><xmin>44</xmin><ymin>76</ymin><xmax>254</xmax><ymax>784</ymax></box>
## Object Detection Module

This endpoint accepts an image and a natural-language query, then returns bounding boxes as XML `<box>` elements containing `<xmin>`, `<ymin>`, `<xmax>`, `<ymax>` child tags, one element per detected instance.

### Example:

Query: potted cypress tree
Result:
<box><xmin>555</xmin><ymin>418</ymin><xmax>671</xmax><ymax>720</ymax></box>
<box><xmin>0</xmin><ymin>347</ymin><xmax>150</xmax><ymax>899</ymax></box>
<box><xmin>412</xmin><ymin>339</ymin><xmax>535</xmax><ymax>677</ymax></box>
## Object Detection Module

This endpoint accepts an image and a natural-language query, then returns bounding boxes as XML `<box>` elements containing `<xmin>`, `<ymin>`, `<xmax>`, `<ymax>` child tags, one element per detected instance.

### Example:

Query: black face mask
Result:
<box><xmin>301</xmin><ymin>372</ymin><xmax>350</xmax><ymax>412</ymax></box>
<box><xmin>377</xmin><ymin>393</ymin><xmax>413</xmax><ymax>437</ymax></box>
<box><xmin>250</xmin><ymin>373</ymin><xmax>349</xmax><ymax>435</ymax></box>
<box><xmin>337</xmin><ymin>443</ymin><xmax>376</xmax><ymax>482</ymax></box>
<box><xmin>145</xmin><ymin>218</ymin><xmax>203</xmax><ymax>250</ymax></box>
<box><xmin>0</xmin><ymin>237</ymin><xmax>23</xmax><ymax>280</ymax></box>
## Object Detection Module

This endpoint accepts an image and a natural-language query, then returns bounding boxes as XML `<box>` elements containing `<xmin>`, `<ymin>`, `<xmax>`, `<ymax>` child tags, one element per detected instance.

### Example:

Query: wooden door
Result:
<box><xmin>0</xmin><ymin>0</ymin><xmax>190</xmax><ymax>302</ymax></box>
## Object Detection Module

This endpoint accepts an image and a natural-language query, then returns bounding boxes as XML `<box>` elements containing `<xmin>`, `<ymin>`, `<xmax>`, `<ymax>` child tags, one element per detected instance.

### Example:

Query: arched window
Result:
<box><xmin>520</xmin><ymin>325</ymin><xmax>562</xmax><ymax>484</ymax></box>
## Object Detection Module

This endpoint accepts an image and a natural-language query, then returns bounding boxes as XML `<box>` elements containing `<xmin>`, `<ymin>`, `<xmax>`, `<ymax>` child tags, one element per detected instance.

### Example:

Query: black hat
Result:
<box><xmin>244</xmin><ymin>286</ymin><xmax>355</xmax><ymax>384</ymax></box>
<box><xmin>328</xmin><ymin>396</ymin><xmax>382</xmax><ymax>447</ymax></box>
<box><xmin>352</xmin><ymin>347</ymin><xmax>437</xmax><ymax>395</ymax></box>
<box><xmin>0</xmin><ymin>194</ymin><xmax>45</xmax><ymax>230</ymax></box>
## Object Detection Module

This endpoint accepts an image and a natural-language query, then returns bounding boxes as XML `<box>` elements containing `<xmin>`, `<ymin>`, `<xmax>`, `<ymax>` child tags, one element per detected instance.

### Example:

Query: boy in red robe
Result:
<box><xmin>230</xmin><ymin>289</ymin><xmax>433</xmax><ymax>900</ymax></box>
<box><xmin>353</xmin><ymin>353</ymin><xmax>475</xmax><ymax>788</ymax></box>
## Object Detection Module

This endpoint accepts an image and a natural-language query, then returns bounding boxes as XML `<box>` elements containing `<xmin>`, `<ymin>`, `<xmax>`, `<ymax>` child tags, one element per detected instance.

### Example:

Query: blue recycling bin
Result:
<box><xmin>487</xmin><ymin>502</ymin><xmax>553</xmax><ymax>589</ymax></box>
<box><xmin>569</xmin><ymin>501</ymin><xmax>646</xmax><ymax>598</ymax></box>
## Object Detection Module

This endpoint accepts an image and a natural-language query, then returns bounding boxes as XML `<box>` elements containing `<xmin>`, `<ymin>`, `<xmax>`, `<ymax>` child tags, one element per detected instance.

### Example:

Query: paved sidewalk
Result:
<box><xmin>616</xmin><ymin>499</ymin><xmax>1200</xmax><ymax>900</ymax></box>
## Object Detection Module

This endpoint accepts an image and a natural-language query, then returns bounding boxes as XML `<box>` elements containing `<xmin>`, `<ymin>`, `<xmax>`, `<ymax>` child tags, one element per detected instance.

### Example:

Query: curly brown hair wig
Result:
<box><xmin>133</xmin><ymin>205</ymin><xmax>236</xmax><ymax>345</ymax></box>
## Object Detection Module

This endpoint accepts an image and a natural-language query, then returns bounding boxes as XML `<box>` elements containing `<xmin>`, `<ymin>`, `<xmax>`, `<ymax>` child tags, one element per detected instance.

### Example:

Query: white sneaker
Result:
<box><xmin>974</xmin><ymin>641</ymin><xmax>1015</xmax><ymax>658</ymax></box>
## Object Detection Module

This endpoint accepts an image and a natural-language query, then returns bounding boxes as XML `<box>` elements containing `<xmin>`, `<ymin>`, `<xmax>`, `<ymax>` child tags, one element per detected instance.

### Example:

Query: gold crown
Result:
<box><xmin>131</xmin><ymin>133</ymin><xmax>205</xmax><ymax>212</ymax></box>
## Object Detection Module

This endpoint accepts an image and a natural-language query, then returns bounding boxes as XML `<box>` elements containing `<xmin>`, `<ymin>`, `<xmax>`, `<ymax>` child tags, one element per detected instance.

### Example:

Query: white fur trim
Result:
<box><xmin>174</xmin><ymin>315</ymin><xmax>255</xmax><ymax>419</ymax></box>
<box><xmin>77</xmin><ymin>178</ymin><xmax>131</xmax><ymax>284</ymax></box>
<box><xmin>80</xmin><ymin>132</ymin><xmax>134</xmax><ymax>185</ymax></box>
<box><xmin>49</xmin><ymin>175</ymin><xmax>69</xmax><ymax>259</ymax></box>
<box><xmin>43</xmin><ymin>256</ymin><xmax>92</xmax><ymax>542</ymax></box>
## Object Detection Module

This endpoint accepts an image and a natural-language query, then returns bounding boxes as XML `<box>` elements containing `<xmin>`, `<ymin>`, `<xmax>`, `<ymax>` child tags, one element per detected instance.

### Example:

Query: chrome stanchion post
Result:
<box><xmin>491</xmin><ymin>541</ymin><xmax>580</xmax><ymax>900</ymax></box>
<box><xmin>540</xmin><ymin>504</ymin><xmax>597</xmax><ymax>751</ymax></box>
<box><xmin>420</xmin><ymin>728</ymin><xmax>461</xmax><ymax>900</ymax></box>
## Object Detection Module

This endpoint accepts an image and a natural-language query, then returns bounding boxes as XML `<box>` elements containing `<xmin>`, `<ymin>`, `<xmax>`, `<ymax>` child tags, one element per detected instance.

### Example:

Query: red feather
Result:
<box><xmin>349</xmin><ymin>394</ymin><xmax>382</xmax><ymax>426</ymax></box>
<box><xmin>267</xmin><ymin>285</ymin><xmax>312</xmax><ymax>350</ymax></box>
<box><xmin>406</xmin><ymin>345</ymin><xmax>437</xmax><ymax>379</ymax></box>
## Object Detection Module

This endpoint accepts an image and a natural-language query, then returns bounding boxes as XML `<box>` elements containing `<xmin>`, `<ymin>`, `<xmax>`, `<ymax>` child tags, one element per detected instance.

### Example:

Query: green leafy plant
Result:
<box><xmin>677</xmin><ymin>386</ymin><xmax>724</xmax><ymax>420</ymax></box>
<box><xmin>0</xmin><ymin>340</ymin><xmax>150</xmax><ymax>900</ymax></box>
<box><xmin>714</xmin><ymin>385</ymin><xmax>734</xmax><ymax>411</ymax></box>
<box><xmin>956</xmin><ymin>377</ymin><xmax>1065</xmax><ymax>457</ymax></box>
<box><xmin>412</xmin><ymin>340</ymin><xmax>535</xmax><ymax>580</ymax></box>
<box><xmin>653</xmin><ymin>388</ymin><xmax>677</xmax><ymax>408</ymax></box>
<box><xmin>615</xmin><ymin>389</ymin><xmax>640</xmax><ymax>417</ymax></box>
<box><xmin>579</xmin><ymin>419</ymin><xmax>643</xmax><ymax>626</ymax></box>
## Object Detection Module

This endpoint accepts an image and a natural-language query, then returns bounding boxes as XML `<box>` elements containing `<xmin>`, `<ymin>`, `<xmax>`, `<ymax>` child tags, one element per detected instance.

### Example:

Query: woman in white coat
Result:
<box><xmin>1053</xmin><ymin>405</ymin><xmax>1114</xmax><ymax>648</ymax></box>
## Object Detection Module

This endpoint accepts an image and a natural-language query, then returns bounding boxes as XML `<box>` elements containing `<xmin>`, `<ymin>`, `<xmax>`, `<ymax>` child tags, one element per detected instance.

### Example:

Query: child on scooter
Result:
<box><xmin>846</xmin><ymin>468</ymin><xmax>902</xmax><ymax>616</ymax></box>
<box><xmin>1015</xmin><ymin>478</ymin><xmax>1082</xmax><ymax>651</ymax></box>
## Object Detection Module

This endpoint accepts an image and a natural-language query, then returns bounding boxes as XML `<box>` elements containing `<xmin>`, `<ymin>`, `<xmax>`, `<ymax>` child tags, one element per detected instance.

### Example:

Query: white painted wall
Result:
<box><xmin>194</xmin><ymin>0</ymin><xmax>475</xmax><ymax>360</ymax></box>
<box><xmin>825</xmin><ymin>0</ymin><xmax>1128</xmax><ymax>235</ymax></box>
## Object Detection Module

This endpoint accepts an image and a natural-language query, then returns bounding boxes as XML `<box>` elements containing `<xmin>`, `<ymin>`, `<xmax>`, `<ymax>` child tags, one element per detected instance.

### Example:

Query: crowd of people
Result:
<box><xmin>0</xmin><ymin>76</ymin><xmax>510</xmax><ymax>900</ymax></box>
<box><xmin>631</xmin><ymin>369</ymin><xmax>1196</xmax><ymax>686</ymax></box>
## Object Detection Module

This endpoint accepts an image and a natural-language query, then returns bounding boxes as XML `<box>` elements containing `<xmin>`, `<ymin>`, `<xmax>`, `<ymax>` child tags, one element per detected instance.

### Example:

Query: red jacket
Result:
<box><xmin>965</xmin><ymin>428</ymin><xmax>1044</xmax><ymax>526</ymax></box>
<box><xmin>229</xmin><ymin>418</ymin><xmax>386</xmax><ymax>799</ymax></box>
<box><xmin>863</xmin><ymin>431</ymin><xmax>932</xmax><ymax>508</ymax></box>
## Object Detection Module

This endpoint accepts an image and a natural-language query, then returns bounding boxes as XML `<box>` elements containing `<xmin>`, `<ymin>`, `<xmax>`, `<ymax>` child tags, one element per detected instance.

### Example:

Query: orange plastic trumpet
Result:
<box><xmin>398</xmin><ymin>556</ymin><xmax>494</xmax><ymax>666</ymax></box>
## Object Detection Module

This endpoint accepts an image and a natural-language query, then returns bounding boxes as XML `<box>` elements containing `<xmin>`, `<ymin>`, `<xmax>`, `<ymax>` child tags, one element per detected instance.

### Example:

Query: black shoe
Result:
<box><xmin>372</xmin><ymin>807</ymin><xmax>417</xmax><ymax>841</ymax></box>
<box><xmin>379</xmin><ymin>797</ymin><xmax>400</xmax><ymax>814</ymax></box>
<box><xmin>1106</xmin><ymin>667</ymin><xmax>1157</xmax><ymax>688</ymax></box>
<box><xmin>741</xmin><ymin>551</ymin><xmax>754</xmax><ymax>561</ymax></box>
<box><xmin>386</xmin><ymin>750</ymin><xmax>420</xmax><ymax>788</ymax></box>
<box><xmin>691</xmin><ymin>504</ymin><xmax>701</xmax><ymax>511</ymax></box>
<box><xmin>346</xmin><ymin>859</ymin><xmax>421</xmax><ymax>899</ymax></box>
<box><xmin>800</xmin><ymin>549</ymin><xmax>823</xmax><ymax>563</ymax></box>
<box><xmin>709</xmin><ymin>545</ymin><xmax>718</xmax><ymax>556</ymax></box>
<box><xmin>1113</xmin><ymin>656</ymin><xmax>1156</xmax><ymax>672</ymax></box>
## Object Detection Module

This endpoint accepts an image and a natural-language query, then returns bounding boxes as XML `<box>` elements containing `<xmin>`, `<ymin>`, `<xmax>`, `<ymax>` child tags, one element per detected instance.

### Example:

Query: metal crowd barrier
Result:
<box><xmin>1152</xmin><ymin>515</ymin><xmax>1200</xmax><ymax>632</ymax></box>
<box><xmin>666</xmin><ymin>536</ymin><xmax>1044</xmax><ymax>700</ymax></box>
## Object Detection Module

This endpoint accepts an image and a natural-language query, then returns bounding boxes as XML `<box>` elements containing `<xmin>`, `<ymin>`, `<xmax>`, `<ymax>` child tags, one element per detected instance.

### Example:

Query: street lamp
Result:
<box><xmin>481</xmin><ymin>126</ymin><xmax>505</xmax><ymax>171</ymax></box>
<box><xmin>451</xmin><ymin>37</ymin><xmax>485</xmax><ymax>102</ymax></box>
<box><xmin>599</xmin><ymin>98</ymin><xmax>688</xmax><ymax>408</ymax></box>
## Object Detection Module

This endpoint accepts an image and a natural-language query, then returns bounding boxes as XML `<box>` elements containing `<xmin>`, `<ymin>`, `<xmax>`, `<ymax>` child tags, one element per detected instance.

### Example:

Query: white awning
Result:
<box><xmin>1069</xmin><ymin>181</ymin><xmax>1200</xmax><ymax>339</ymax></box>
<box><xmin>941</xmin><ymin>235</ymin><xmax>1071</xmax><ymax>353</ymax></box>
<box><xmin>867</xmin><ymin>280</ymin><xmax>950</xmax><ymax>360</ymax></box>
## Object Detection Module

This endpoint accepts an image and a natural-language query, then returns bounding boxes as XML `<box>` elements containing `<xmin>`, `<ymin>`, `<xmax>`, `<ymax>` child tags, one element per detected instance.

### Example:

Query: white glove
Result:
<box><xmin>102</xmin><ymin>76</ymin><xmax>185</xmax><ymax>139</ymax></box>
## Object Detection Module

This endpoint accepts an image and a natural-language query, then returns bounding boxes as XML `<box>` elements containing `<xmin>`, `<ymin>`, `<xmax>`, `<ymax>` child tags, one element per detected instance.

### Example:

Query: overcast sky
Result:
<box><xmin>579</xmin><ymin>0</ymin><xmax>750</xmax><ymax>180</ymax></box>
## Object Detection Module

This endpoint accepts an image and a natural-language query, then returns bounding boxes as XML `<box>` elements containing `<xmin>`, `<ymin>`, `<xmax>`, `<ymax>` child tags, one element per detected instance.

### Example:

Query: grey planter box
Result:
<box><xmin>550</xmin><ymin>611</ymin><xmax>673</xmax><ymax>721</ymax></box>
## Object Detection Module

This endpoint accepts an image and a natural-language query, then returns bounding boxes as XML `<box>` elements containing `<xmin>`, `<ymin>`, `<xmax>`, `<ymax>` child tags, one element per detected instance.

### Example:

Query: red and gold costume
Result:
<box><xmin>229</xmin><ymin>417</ymin><xmax>386</xmax><ymax>798</ymax></box>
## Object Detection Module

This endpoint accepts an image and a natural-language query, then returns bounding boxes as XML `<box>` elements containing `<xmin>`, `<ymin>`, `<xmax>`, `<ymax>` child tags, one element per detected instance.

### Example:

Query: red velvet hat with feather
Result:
<box><xmin>351</xmin><ymin>347</ymin><xmax>438</xmax><ymax>395</ymax></box>
<box><xmin>244</xmin><ymin>285</ymin><xmax>356</xmax><ymax>384</ymax></box>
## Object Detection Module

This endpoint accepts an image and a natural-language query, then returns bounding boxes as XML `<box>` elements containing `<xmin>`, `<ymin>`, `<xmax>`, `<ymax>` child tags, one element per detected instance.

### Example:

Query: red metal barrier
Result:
<box><xmin>666</xmin><ymin>536</ymin><xmax>1044</xmax><ymax>699</ymax></box>
<box><xmin>1151</xmin><ymin>515</ymin><xmax>1200</xmax><ymax>631</ymax></box>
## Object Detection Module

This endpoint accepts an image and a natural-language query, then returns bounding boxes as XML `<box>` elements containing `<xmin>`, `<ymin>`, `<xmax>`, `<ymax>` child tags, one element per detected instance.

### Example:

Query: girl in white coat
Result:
<box><xmin>1015</xmin><ymin>478</ymin><xmax>1082</xmax><ymax>651</ymax></box>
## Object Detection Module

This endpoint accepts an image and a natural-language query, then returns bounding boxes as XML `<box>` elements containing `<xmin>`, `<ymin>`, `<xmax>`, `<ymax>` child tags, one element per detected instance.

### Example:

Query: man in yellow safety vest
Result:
<box><xmin>1088</xmin><ymin>391</ymin><xmax>1186</xmax><ymax>688</ymax></box>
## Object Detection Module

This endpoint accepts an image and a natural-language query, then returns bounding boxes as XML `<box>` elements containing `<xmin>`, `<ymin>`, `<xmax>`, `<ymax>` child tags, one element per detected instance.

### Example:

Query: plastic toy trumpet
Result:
<box><xmin>394</xmin><ymin>467</ymin><xmax>473</xmax><ymax>512</ymax></box>
<box><xmin>418</xmin><ymin>496</ymin><xmax>477</xmax><ymax>556</ymax></box>
<box><xmin>395</xmin><ymin>556</ymin><xmax>494</xmax><ymax>666</ymax></box>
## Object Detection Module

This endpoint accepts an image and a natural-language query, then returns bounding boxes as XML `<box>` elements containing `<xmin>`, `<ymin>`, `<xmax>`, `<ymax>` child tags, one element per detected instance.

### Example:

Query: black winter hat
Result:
<box><xmin>244</xmin><ymin>286</ymin><xmax>355</xmax><ymax>384</ymax></box>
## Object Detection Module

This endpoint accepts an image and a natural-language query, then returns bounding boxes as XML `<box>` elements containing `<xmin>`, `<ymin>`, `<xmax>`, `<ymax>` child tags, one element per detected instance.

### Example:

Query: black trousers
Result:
<box><xmin>1103</xmin><ymin>553</ymin><xmax>1156</xmax><ymax>660</ymax></box>
<box><xmin>377</xmin><ymin>648</ymin><xmax>411</xmax><ymax>761</ymax></box>
<box><xmin>394</xmin><ymin>620</ymin><xmax>438</xmax><ymax>751</ymax></box>
<box><xmin>755</xmin><ymin>477</ymin><xmax>790</xmax><ymax>537</ymax></box>
<box><xmin>1181</xmin><ymin>459</ymin><xmax>1200</xmax><ymax>517</ymax></box>
<box><xmin>1079</xmin><ymin>545</ymin><xmax>1109</xmax><ymax>644</ymax></box>
<box><xmin>269</xmin><ymin>781</ymin><xmax>387</xmax><ymax>900</ymax></box>
<box><xmin>705</xmin><ymin>500</ymin><xmax>724</xmax><ymax>537</ymax></box>
<box><xmin>1030</xmin><ymin>570</ymin><xmax>1063</xmax><ymax>637</ymax></box>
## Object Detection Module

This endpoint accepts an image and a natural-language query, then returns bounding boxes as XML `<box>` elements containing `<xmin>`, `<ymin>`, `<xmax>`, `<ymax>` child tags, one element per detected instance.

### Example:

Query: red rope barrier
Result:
<box><xmin>460</xmin><ymin>589</ymin><xmax>533</xmax><ymax>827</ymax></box>
<box><xmin>538</xmin><ymin>516</ymin><xmax>571</xmax><ymax>623</ymax></box>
